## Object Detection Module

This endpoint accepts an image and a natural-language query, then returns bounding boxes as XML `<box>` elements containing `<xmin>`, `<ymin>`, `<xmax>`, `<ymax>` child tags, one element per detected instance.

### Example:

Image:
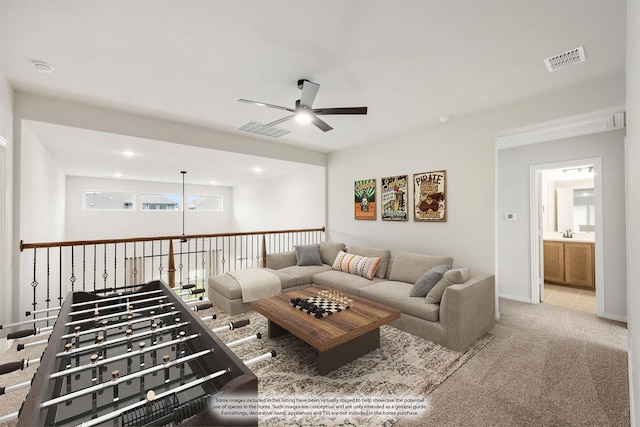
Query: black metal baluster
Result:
<box><xmin>31</xmin><ymin>249</ymin><xmax>38</xmax><ymax>324</ymax></box>
<box><xmin>45</xmin><ymin>248</ymin><xmax>50</xmax><ymax>326</ymax></box>
<box><xmin>70</xmin><ymin>246</ymin><xmax>76</xmax><ymax>293</ymax></box>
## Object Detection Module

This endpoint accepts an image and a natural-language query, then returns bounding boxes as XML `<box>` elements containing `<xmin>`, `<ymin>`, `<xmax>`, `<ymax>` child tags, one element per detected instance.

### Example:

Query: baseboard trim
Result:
<box><xmin>498</xmin><ymin>293</ymin><xmax>533</xmax><ymax>304</ymax></box>
<box><xmin>603</xmin><ymin>312</ymin><xmax>628</xmax><ymax>323</ymax></box>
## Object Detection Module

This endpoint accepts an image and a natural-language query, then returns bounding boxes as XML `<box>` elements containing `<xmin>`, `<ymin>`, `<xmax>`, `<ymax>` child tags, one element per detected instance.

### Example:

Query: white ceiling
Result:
<box><xmin>0</xmin><ymin>0</ymin><xmax>627</xmax><ymax>186</ymax></box>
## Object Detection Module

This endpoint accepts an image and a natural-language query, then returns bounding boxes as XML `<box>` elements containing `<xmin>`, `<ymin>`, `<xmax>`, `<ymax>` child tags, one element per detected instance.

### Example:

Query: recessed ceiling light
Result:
<box><xmin>32</xmin><ymin>60</ymin><xmax>55</xmax><ymax>74</ymax></box>
<box><xmin>439</xmin><ymin>115</ymin><xmax>453</xmax><ymax>123</ymax></box>
<box><xmin>122</xmin><ymin>150</ymin><xmax>135</xmax><ymax>157</ymax></box>
<box><xmin>210</xmin><ymin>180</ymin><xmax>217</xmax><ymax>185</ymax></box>
<box><xmin>113</xmin><ymin>172</ymin><xmax>122</xmax><ymax>178</ymax></box>
<box><xmin>252</xmin><ymin>167</ymin><xmax>262</xmax><ymax>173</ymax></box>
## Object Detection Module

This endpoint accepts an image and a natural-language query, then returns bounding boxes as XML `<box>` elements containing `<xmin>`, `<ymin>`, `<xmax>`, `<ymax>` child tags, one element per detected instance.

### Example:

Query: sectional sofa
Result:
<box><xmin>207</xmin><ymin>241</ymin><xmax>495</xmax><ymax>352</ymax></box>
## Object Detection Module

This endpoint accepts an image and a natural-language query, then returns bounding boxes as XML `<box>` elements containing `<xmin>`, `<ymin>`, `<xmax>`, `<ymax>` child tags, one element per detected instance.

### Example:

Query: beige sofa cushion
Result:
<box><xmin>312</xmin><ymin>270</ymin><xmax>384</xmax><ymax>295</ymax></box>
<box><xmin>359</xmin><ymin>281</ymin><xmax>440</xmax><ymax>322</ymax></box>
<box><xmin>349</xmin><ymin>246</ymin><xmax>391</xmax><ymax>279</ymax></box>
<box><xmin>319</xmin><ymin>241</ymin><xmax>347</xmax><ymax>265</ymax></box>
<box><xmin>278</xmin><ymin>264</ymin><xmax>332</xmax><ymax>286</ymax></box>
<box><xmin>266</xmin><ymin>251</ymin><xmax>297</xmax><ymax>270</ymax></box>
<box><xmin>425</xmin><ymin>267</ymin><xmax>471</xmax><ymax>304</ymax></box>
<box><xmin>388</xmin><ymin>250</ymin><xmax>454</xmax><ymax>284</ymax></box>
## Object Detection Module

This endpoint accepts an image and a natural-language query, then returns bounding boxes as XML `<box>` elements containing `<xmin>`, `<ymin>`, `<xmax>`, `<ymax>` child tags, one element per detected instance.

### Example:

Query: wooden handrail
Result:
<box><xmin>20</xmin><ymin>227</ymin><xmax>326</xmax><ymax>251</ymax></box>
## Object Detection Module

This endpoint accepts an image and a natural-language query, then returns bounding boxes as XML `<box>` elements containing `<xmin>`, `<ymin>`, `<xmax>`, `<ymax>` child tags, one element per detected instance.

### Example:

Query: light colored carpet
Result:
<box><xmin>0</xmin><ymin>303</ymin><xmax>492</xmax><ymax>427</ymax></box>
<box><xmin>395</xmin><ymin>298</ymin><xmax>630</xmax><ymax>426</ymax></box>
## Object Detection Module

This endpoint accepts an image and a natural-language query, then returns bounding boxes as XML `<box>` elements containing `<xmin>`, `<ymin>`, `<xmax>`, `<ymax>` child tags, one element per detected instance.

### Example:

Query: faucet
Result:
<box><xmin>563</xmin><ymin>229</ymin><xmax>573</xmax><ymax>238</ymax></box>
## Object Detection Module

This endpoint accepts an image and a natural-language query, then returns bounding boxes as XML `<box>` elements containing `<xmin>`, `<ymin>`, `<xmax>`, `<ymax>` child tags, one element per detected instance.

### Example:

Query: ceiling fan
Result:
<box><xmin>238</xmin><ymin>79</ymin><xmax>368</xmax><ymax>132</ymax></box>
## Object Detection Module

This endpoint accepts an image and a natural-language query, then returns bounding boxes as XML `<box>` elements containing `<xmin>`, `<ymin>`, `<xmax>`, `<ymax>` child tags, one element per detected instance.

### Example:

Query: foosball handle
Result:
<box><xmin>182</xmin><ymin>284</ymin><xmax>196</xmax><ymax>290</ymax></box>
<box><xmin>230</xmin><ymin>319</ymin><xmax>250</xmax><ymax>330</ymax></box>
<box><xmin>0</xmin><ymin>361</ymin><xmax>24</xmax><ymax>375</ymax></box>
<box><xmin>7</xmin><ymin>328</ymin><xmax>37</xmax><ymax>340</ymax></box>
<box><xmin>0</xmin><ymin>386</ymin><xmax>4</xmax><ymax>395</ymax></box>
<box><xmin>270</xmin><ymin>350</ymin><xmax>277</xmax><ymax>357</ymax></box>
<box><xmin>16</xmin><ymin>344</ymin><xmax>25</xmax><ymax>352</ymax></box>
<box><xmin>190</xmin><ymin>288</ymin><xmax>206</xmax><ymax>295</ymax></box>
<box><xmin>193</xmin><ymin>302</ymin><xmax>212</xmax><ymax>312</ymax></box>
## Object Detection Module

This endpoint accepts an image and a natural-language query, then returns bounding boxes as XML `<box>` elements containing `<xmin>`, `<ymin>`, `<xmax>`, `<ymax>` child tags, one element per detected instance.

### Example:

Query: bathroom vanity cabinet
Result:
<box><xmin>543</xmin><ymin>240</ymin><xmax>595</xmax><ymax>288</ymax></box>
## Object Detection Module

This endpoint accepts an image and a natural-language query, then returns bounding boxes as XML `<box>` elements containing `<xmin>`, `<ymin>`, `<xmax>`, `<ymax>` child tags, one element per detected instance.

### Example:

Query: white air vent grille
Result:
<box><xmin>544</xmin><ymin>46</ymin><xmax>586</xmax><ymax>72</ymax></box>
<box><xmin>237</xmin><ymin>121</ymin><xmax>291</xmax><ymax>139</ymax></box>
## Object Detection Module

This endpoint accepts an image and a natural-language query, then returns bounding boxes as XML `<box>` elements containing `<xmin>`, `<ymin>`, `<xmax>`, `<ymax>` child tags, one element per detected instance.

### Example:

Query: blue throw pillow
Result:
<box><xmin>410</xmin><ymin>264</ymin><xmax>451</xmax><ymax>297</ymax></box>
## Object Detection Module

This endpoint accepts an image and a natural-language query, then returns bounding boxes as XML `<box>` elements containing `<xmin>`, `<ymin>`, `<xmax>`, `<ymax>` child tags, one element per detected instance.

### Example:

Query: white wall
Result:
<box><xmin>232</xmin><ymin>166</ymin><xmax>325</xmax><ymax>231</ymax></box>
<box><xmin>19</xmin><ymin>122</ymin><xmax>66</xmax><ymax>320</ymax></box>
<box><xmin>65</xmin><ymin>176</ymin><xmax>233</xmax><ymax>240</ymax></box>
<box><xmin>327</xmin><ymin>73</ymin><xmax>625</xmax><ymax>276</ymax></box>
<box><xmin>0</xmin><ymin>9</ymin><xmax>15</xmax><ymax>344</ymax></box>
<box><xmin>626</xmin><ymin>0</ymin><xmax>640</xmax><ymax>424</ymax></box>
<box><xmin>497</xmin><ymin>130</ymin><xmax>626</xmax><ymax>318</ymax></box>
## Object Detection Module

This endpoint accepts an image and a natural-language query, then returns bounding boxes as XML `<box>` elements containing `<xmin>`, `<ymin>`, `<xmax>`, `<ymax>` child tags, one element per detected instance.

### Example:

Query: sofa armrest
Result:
<box><xmin>266</xmin><ymin>251</ymin><xmax>297</xmax><ymax>270</ymax></box>
<box><xmin>439</xmin><ymin>273</ymin><xmax>496</xmax><ymax>351</ymax></box>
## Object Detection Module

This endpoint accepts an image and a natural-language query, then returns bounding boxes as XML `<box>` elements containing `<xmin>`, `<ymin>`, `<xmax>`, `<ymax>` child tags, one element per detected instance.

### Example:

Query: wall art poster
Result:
<box><xmin>381</xmin><ymin>175</ymin><xmax>408</xmax><ymax>221</ymax></box>
<box><xmin>354</xmin><ymin>179</ymin><xmax>376</xmax><ymax>220</ymax></box>
<box><xmin>414</xmin><ymin>170</ymin><xmax>446</xmax><ymax>221</ymax></box>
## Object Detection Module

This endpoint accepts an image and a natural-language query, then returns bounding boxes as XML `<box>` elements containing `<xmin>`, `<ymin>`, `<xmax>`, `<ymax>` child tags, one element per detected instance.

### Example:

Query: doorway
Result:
<box><xmin>530</xmin><ymin>158</ymin><xmax>604</xmax><ymax>317</ymax></box>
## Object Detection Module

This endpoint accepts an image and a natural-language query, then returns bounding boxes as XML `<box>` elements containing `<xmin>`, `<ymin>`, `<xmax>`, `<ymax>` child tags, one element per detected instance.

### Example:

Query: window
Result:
<box><xmin>84</xmin><ymin>191</ymin><xmax>135</xmax><ymax>210</ymax></box>
<box><xmin>141</xmin><ymin>193</ymin><xmax>182</xmax><ymax>211</ymax></box>
<box><xmin>188</xmin><ymin>195</ymin><xmax>223</xmax><ymax>212</ymax></box>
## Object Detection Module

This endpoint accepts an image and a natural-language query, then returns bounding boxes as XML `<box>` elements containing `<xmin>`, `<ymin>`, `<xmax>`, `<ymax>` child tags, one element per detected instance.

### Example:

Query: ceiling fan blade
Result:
<box><xmin>238</xmin><ymin>99</ymin><xmax>295</xmax><ymax>113</ymax></box>
<box><xmin>313</xmin><ymin>106</ymin><xmax>368</xmax><ymax>115</ymax></box>
<box><xmin>311</xmin><ymin>115</ymin><xmax>333</xmax><ymax>132</ymax></box>
<box><xmin>299</xmin><ymin>80</ymin><xmax>320</xmax><ymax>108</ymax></box>
<box><xmin>260</xmin><ymin>114</ymin><xmax>295</xmax><ymax>130</ymax></box>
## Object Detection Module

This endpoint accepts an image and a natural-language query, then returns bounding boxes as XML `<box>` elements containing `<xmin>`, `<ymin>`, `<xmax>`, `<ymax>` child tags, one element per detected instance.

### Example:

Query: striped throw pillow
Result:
<box><xmin>331</xmin><ymin>250</ymin><xmax>381</xmax><ymax>280</ymax></box>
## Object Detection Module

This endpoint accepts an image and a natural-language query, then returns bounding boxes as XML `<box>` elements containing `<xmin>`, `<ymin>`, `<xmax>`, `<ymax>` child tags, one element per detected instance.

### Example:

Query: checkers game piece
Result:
<box><xmin>290</xmin><ymin>294</ymin><xmax>351</xmax><ymax>318</ymax></box>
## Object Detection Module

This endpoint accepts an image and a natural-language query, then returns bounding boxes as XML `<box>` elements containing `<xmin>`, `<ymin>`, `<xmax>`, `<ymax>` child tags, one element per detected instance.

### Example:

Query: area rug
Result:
<box><xmin>0</xmin><ymin>304</ymin><xmax>492</xmax><ymax>427</ymax></box>
<box><xmin>205</xmin><ymin>305</ymin><xmax>493</xmax><ymax>427</ymax></box>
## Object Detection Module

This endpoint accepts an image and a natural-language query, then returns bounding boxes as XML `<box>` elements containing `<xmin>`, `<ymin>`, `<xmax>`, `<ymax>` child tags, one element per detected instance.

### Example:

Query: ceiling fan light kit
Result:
<box><xmin>238</xmin><ymin>79</ymin><xmax>367</xmax><ymax>132</ymax></box>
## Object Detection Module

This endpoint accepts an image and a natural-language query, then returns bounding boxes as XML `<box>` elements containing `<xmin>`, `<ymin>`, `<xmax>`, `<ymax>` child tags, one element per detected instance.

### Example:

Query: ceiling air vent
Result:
<box><xmin>544</xmin><ymin>46</ymin><xmax>586</xmax><ymax>72</ymax></box>
<box><xmin>237</xmin><ymin>121</ymin><xmax>291</xmax><ymax>139</ymax></box>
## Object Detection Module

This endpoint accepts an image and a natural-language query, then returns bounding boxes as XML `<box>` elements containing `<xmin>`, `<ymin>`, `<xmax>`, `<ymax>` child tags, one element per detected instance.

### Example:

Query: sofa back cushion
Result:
<box><xmin>348</xmin><ymin>246</ymin><xmax>391</xmax><ymax>279</ymax></box>
<box><xmin>319</xmin><ymin>241</ymin><xmax>347</xmax><ymax>265</ymax></box>
<box><xmin>388</xmin><ymin>250</ymin><xmax>454</xmax><ymax>284</ymax></box>
<box><xmin>265</xmin><ymin>251</ymin><xmax>297</xmax><ymax>270</ymax></box>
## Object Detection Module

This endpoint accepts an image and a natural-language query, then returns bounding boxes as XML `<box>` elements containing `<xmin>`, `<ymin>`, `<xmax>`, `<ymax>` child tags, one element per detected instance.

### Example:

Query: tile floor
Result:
<box><xmin>543</xmin><ymin>283</ymin><xmax>596</xmax><ymax>313</ymax></box>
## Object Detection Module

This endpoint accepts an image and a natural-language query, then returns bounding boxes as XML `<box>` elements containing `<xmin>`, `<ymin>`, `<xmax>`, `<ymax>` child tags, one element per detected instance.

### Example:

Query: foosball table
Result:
<box><xmin>0</xmin><ymin>280</ymin><xmax>273</xmax><ymax>426</ymax></box>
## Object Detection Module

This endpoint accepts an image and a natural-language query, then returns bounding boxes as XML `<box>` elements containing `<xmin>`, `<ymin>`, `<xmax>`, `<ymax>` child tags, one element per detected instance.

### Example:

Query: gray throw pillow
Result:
<box><xmin>294</xmin><ymin>244</ymin><xmax>323</xmax><ymax>266</ymax></box>
<box><xmin>410</xmin><ymin>264</ymin><xmax>451</xmax><ymax>297</ymax></box>
<box><xmin>425</xmin><ymin>267</ymin><xmax>471</xmax><ymax>304</ymax></box>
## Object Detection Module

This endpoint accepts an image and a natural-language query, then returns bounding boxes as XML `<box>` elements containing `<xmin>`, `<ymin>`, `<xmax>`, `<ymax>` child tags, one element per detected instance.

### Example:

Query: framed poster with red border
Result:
<box><xmin>354</xmin><ymin>179</ymin><xmax>376</xmax><ymax>220</ymax></box>
<box><xmin>413</xmin><ymin>170</ymin><xmax>446</xmax><ymax>222</ymax></box>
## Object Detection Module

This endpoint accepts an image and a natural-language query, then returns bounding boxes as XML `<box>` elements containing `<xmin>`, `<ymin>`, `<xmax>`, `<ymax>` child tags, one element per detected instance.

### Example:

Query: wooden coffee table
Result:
<box><xmin>250</xmin><ymin>285</ymin><xmax>401</xmax><ymax>375</ymax></box>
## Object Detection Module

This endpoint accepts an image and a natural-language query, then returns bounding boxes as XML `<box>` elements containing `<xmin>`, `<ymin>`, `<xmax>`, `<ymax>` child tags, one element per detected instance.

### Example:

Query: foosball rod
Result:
<box><xmin>212</xmin><ymin>319</ymin><xmax>251</xmax><ymax>333</ymax></box>
<box><xmin>0</xmin><ymin>314</ymin><xmax>58</xmax><ymax>330</ymax></box>
<box><xmin>50</xmin><ymin>332</ymin><xmax>201</xmax><ymax>379</ymax></box>
<box><xmin>226</xmin><ymin>332</ymin><xmax>261</xmax><ymax>348</ymax></box>
<box><xmin>41</xmin><ymin>349</ymin><xmax>212</xmax><ymax>409</ymax></box>
<box><xmin>65</xmin><ymin>301</ymin><xmax>175</xmax><ymax>327</ymax></box>
<box><xmin>244</xmin><ymin>349</ymin><xmax>277</xmax><ymax>367</ymax></box>
<box><xmin>0</xmin><ymin>379</ymin><xmax>31</xmax><ymax>395</ymax></box>
<box><xmin>23</xmin><ymin>288</ymin><xmax>203</xmax><ymax>318</ymax></box>
<box><xmin>78</xmin><ymin>350</ymin><xmax>276</xmax><ymax>427</ymax></box>
<box><xmin>68</xmin><ymin>294</ymin><xmax>171</xmax><ymax>317</ymax></box>
<box><xmin>24</xmin><ymin>289</ymin><xmax>166</xmax><ymax>316</ymax></box>
<box><xmin>78</xmin><ymin>367</ymin><xmax>230</xmax><ymax>427</ymax></box>
<box><xmin>55</xmin><ymin>320</ymin><xmax>191</xmax><ymax>357</ymax></box>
